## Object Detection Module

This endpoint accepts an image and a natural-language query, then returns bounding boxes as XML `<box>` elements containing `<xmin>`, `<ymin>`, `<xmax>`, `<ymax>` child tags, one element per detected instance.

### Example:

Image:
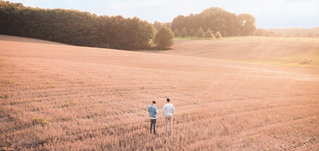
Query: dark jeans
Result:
<box><xmin>150</xmin><ymin>119</ymin><xmax>156</xmax><ymax>134</ymax></box>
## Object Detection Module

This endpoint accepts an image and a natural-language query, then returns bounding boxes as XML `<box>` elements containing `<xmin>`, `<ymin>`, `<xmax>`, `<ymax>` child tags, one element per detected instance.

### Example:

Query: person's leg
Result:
<box><xmin>153</xmin><ymin>119</ymin><xmax>156</xmax><ymax>134</ymax></box>
<box><xmin>169</xmin><ymin>116</ymin><xmax>173</xmax><ymax>134</ymax></box>
<box><xmin>151</xmin><ymin>119</ymin><xmax>156</xmax><ymax>134</ymax></box>
<box><xmin>165</xmin><ymin>117</ymin><xmax>169</xmax><ymax>133</ymax></box>
<box><xmin>150</xmin><ymin>119</ymin><xmax>153</xmax><ymax>133</ymax></box>
<box><xmin>166</xmin><ymin>116</ymin><xmax>171</xmax><ymax>133</ymax></box>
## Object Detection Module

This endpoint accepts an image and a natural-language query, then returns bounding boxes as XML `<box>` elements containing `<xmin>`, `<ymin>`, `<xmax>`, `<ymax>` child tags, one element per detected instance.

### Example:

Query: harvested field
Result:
<box><xmin>0</xmin><ymin>35</ymin><xmax>319</xmax><ymax>150</ymax></box>
<box><xmin>168</xmin><ymin>37</ymin><xmax>319</xmax><ymax>68</ymax></box>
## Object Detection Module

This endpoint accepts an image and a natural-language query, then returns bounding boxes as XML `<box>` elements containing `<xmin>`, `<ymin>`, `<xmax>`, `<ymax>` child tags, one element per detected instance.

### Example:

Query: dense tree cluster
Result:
<box><xmin>0</xmin><ymin>1</ymin><xmax>155</xmax><ymax>50</ymax></box>
<box><xmin>171</xmin><ymin>7</ymin><xmax>256</xmax><ymax>37</ymax></box>
<box><xmin>1</xmin><ymin>2</ymin><xmax>263</xmax><ymax>50</ymax></box>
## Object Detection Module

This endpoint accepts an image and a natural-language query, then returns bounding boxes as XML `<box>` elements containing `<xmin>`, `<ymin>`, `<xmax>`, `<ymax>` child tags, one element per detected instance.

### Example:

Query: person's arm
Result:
<box><xmin>172</xmin><ymin>104</ymin><xmax>175</xmax><ymax>113</ymax></box>
<box><xmin>163</xmin><ymin>105</ymin><xmax>166</xmax><ymax>115</ymax></box>
<box><xmin>147</xmin><ymin>106</ymin><xmax>150</xmax><ymax>113</ymax></box>
<box><xmin>155</xmin><ymin>107</ymin><xmax>158</xmax><ymax>114</ymax></box>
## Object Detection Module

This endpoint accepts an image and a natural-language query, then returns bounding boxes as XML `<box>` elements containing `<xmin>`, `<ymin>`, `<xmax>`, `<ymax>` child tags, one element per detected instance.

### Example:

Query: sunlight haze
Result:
<box><xmin>1</xmin><ymin>0</ymin><xmax>319</xmax><ymax>150</ymax></box>
<box><xmin>7</xmin><ymin>0</ymin><xmax>319</xmax><ymax>28</ymax></box>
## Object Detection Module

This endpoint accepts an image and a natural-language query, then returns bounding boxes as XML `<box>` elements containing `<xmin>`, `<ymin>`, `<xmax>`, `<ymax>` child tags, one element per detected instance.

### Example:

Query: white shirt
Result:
<box><xmin>163</xmin><ymin>103</ymin><xmax>175</xmax><ymax>117</ymax></box>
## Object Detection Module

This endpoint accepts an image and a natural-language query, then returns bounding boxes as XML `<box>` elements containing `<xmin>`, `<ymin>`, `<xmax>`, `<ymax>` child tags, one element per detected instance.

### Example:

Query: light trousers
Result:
<box><xmin>165</xmin><ymin>115</ymin><xmax>173</xmax><ymax>133</ymax></box>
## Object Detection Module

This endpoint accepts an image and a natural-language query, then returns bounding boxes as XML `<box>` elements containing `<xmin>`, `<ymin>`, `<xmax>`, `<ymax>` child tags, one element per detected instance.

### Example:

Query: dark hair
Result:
<box><xmin>152</xmin><ymin>100</ymin><xmax>156</xmax><ymax>104</ymax></box>
<box><xmin>166</xmin><ymin>98</ymin><xmax>170</xmax><ymax>102</ymax></box>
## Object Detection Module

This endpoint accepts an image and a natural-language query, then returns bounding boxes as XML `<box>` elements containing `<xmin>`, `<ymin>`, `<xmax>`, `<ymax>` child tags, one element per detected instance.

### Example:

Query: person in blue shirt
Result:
<box><xmin>147</xmin><ymin>100</ymin><xmax>158</xmax><ymax>135</ymax></box>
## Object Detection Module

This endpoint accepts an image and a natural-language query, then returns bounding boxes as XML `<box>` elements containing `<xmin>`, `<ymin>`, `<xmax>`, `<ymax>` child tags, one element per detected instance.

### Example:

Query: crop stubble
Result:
<box><xmin>0</xmin><ymin>36</ymin><xmax>319</xmax><ymax>150</ymax></box>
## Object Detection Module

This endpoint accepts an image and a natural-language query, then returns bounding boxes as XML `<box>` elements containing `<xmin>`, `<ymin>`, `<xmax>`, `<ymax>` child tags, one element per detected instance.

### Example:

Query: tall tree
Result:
<box><xmin>204</xmin><ymin>28</ymin><xmax>215</xmax><ymax>38</ymax></box>
<box><xmin>195</xmin><ymin>28</ymin><xmax>204</xmax><ymax>37</ymax></box>
<box><xmin>237</xmin><ymin>13</ymin><xmax>256</xmax><ymax>36</ymax></box>
<box><xmin>215</xmin><ymin>31</ymin><xmax>222</xmax><ymax>39</ymax></box>
<box><xmin>154</xmin><ymin>27</ymin><xmax>174</xmax><ymax>49</ymax></box>
<box><xmin>173</xmin><ymin>29</ymin><xmax>181</xmax><ymax>37</ymax></box>
<box><xmin>181</xmin><ymin>27</ymin><xmax>188</xmax><ymax>37</ymax></box>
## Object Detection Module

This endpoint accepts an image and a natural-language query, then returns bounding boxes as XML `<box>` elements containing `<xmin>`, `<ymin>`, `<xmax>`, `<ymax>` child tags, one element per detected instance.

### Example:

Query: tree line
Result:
<box><xmin>0</xmin><ymin>1</ymin><xmax>174</xmax><ymax>50</ymax></box>
<box><xmin>171</xmin><ymin>7</ymin><xmax>256</xmax><ymax>38</ymax></box>
<box><xmin>1</xmin><ymin>2</ymin><xmax>260</xmax><ymax>50</ymax></box>
<box><xmin>263</xmin><ymin>28</ymin><xmax>319</xmax><ymax>38</ymax></box>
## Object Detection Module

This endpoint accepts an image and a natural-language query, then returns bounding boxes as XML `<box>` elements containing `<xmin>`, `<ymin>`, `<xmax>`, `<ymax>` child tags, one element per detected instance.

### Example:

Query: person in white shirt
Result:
<box><xmin>163</xmin><ymin>98</ymin><xmax>175</xmax><ymax>134</ymax></box>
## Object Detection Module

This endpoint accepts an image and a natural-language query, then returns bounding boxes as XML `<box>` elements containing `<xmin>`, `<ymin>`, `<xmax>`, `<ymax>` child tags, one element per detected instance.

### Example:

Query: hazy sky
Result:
<box><xmin>8</xmin><ymin>0</ymin><xmax>319</xmax><ymax>28</ymax></box>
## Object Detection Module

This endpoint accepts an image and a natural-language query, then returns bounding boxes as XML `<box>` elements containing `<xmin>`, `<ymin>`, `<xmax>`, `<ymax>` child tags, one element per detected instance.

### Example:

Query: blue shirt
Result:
<box><xmin>148</xmin><ymin>104</ymin><xmax>158</xmax><ymax>119</ymax></box>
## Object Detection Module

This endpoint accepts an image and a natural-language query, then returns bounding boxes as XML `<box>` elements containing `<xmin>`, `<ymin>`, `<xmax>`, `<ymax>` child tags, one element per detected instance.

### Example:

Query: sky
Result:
<box><xmin>7</xmin><ymin>0</ymin><xmax>319</xmax><ymax>28</ymax></box>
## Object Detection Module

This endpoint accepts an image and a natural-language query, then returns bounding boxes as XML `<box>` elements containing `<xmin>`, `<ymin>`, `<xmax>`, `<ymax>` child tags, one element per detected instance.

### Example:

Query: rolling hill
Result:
<box><xmin>1</xmin><ymin>35</ymin><xmax>318</xmax><ymax>150</ymax></box>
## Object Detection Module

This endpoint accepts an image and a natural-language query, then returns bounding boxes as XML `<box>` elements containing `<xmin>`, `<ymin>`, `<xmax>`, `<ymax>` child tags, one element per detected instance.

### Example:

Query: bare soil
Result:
<box><xmin>1</xmin><ymin>35</ymin><xmax>318</xmax><ymax>150</ymax></box>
